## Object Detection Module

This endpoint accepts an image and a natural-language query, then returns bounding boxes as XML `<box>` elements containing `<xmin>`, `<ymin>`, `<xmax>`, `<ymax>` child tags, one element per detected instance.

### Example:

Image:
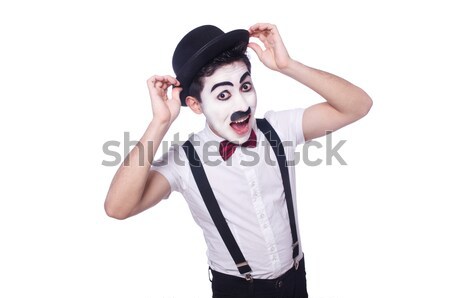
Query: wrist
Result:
<box><xmin>279</xmin><ymin>59</ymin><xmax>309</xmax><ymax>82</ymax></box>
<box><xmin>279</xmin><ymin>58</ymin><xmax>301</xmax><ymax>74</ymax></box>
<box><xmin>149</xmin><ymin>118</ymin><xmax>171</xmax><ymax>131</ymax></box>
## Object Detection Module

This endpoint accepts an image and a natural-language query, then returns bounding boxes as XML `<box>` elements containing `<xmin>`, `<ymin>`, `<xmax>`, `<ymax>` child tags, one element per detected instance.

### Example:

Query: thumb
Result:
<box><xmin>171</xmin><ymin>86</ymin><xmax>183</xmax><ymax>103</ymax></box>
<box><xmin>248</xmin><ymin>42</ymin><xmax>264</xmax><ymax>59</ymax></box>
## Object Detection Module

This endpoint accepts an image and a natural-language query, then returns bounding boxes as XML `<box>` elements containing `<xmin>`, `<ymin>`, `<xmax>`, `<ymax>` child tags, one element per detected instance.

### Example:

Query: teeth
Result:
<box><xmin>232</xmin><ymin>115</ymin><xmax>250</xmax><ymax>123</ymax></box>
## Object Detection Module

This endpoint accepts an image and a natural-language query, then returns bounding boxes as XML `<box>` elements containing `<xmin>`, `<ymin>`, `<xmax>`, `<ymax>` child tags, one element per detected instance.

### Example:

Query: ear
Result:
<box><xmin>185</xmin><ymin>96</ymin><xmax>203</xmax><ymax>114</ymax></box>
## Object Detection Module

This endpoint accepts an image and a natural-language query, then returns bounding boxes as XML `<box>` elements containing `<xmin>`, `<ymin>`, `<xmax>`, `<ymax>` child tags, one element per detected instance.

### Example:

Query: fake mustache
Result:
<box><xmin>230</xmin><ymin>107</ymin><xmax>251</xmax><ymax>122</ymax></box>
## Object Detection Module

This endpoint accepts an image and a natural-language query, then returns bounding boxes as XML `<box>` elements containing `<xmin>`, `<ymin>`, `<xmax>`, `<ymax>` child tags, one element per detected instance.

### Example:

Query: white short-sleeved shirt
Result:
<box><xmin>152</xmin><ymin>108</ymin><xmax>305</xmax><ymax>279</ymax></box>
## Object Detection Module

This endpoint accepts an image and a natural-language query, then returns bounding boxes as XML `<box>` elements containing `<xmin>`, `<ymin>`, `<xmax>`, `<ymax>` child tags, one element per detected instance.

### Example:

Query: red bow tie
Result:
<box><xmin>219</xmin><ymin>130</ymin><xmax>257</xmax><ymax>161</ymax></box>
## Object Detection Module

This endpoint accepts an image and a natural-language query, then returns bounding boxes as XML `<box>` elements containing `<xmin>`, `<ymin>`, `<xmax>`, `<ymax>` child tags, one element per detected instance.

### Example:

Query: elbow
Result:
<box><xmin>104</xmin><ymin>200</ymin><xmax>130</xmax><ymax>220</ymax></box>
<box><xmin>354</xmin><ymin>91</ymin><xmax>373</xmax><ymax>119</ymax></box>
<box><xmin>362</xmin><ymin>92</ymin><xmax>373</xmax><ymax>116</ymax></box>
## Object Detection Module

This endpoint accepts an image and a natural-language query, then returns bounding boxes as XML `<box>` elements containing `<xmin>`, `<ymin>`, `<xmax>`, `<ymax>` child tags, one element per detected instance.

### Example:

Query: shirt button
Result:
<box><xmin>276</xmin><ymin>280</ymin><xmax>283</xmax><ymax>288</ymax></box>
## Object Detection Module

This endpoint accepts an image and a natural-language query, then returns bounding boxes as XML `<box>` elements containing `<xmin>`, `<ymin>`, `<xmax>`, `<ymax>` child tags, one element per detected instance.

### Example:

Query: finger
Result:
<box><xmin>147</xmin><ymin>75</ymin><xmax>181</xmax><ymax>101</ymax></box>
<box><xmin>160</xmin><ymin>75</ymin><xmax>179</xmax><ymax>86</ymax></box>
<box><xmin>249</xmin><ymin>23</ymin><xmax>275</xmax><ymax>34</ymax></box>
<box><xmin>153</xmin><ymin>84</ymin><xmax>170</xmax><ymax>97</ymax></box>
<box><xmin>249</xmin><ymin>23</ymin><xmax>269</xmax><ymax>33</ymax></box>
<box><xmin>148</xmin><ymin>79</ymin><xmax>168</xmax><ymax>99</ymax></box>
<box><xmin>171</xmin><ymin>86</ymin><xmax>183</xmax><ymax>103</ymax></box>
<box><xmin>247</xmin><ymin>42</ymin><xmax>264</xmax><ymax>57</ymax></box>
<box><xmin>155</xmin><ymin>80</ymin><xmax>165</xmax><ymax>89</ymax></box>
<box><xmin>250</xmin><ymin>34</ymin><xmax>270</xmax><ymax>47</ymax></box>
<box><xmin>249</xmin><ymin>31</ymin><xmax>271</xmax><ymax>43</ymax></box>
<box><xmin>147</xmin><ymin>75</ymin><xmax>158</xmax><ymax>88</ymax></box>
<box><xmin>147</xmin><ymin>76</ymin><xmax>165</xmax><ymax>92</ymax></box>
<box><xmin>148</xmin><ymin>75</ymin><xmax>178</xmax><ymax>87</ymax></box>
<box><xmin>162</xmin><ymin>79</ymin><xmax>172</xmax><ymax>89</ymax></box>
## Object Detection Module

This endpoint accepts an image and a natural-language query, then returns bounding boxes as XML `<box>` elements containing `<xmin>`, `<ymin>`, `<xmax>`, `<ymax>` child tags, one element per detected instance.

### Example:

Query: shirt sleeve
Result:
<box><xmin>263</xmin><ymin>108</ymin><xmax>305</xmax><ymax>147</ymax></box>
<box><xmin>151</xmin><ymin>144</ymin><xmax>186</xmax><ymax>196</ymax></box>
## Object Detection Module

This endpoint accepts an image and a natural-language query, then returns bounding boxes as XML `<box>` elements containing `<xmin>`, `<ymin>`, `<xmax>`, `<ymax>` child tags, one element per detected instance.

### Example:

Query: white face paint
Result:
<box><xmin>200</xmin><ymin>61</ymin><xmax>257</xmax><ymax>144</ymax></box>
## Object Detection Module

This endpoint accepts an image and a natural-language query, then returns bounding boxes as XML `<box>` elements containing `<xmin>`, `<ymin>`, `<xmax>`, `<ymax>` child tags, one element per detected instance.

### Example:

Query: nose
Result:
<box><xmin>234</xmin><ymin>92</ymin><xmax>250</xmax><ymax>113</ymax></box>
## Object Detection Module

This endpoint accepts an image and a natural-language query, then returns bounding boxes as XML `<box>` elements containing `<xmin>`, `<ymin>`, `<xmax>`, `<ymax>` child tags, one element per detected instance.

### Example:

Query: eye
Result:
<box><xmin>217</xmin><ymin>90</ymin><xmax>231</xmax><ymax>101</ymax></box>
<box><xmin>241</xmin><ymin>82</ymin><xmax>253</xmax><ymax>92</ymax></box>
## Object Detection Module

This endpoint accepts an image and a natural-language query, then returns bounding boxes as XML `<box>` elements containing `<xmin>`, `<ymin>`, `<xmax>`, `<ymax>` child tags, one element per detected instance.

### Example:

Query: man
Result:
<box><xmin>104</xmin><ymin>23</ymin><xmax>372</xmax><ymax>298</ymax></box>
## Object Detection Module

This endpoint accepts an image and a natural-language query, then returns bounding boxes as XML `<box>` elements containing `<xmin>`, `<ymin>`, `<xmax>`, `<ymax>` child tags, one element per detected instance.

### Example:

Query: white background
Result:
<box><xmin>1</xmin><ymin>0</ymin><xmax>449</xmax><ymax>297</ymax></box>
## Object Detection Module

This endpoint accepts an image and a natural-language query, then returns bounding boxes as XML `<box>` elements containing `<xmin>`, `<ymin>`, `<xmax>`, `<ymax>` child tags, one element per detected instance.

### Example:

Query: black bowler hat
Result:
<box><xmin>172</xmin><ymin>25</ymin><xmax>249</xmax><ymax>106</ymax></box>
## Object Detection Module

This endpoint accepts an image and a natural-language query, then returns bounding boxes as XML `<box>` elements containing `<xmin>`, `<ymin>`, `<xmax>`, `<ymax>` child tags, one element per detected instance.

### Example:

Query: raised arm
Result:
<box><xmin>248</xmin><ymin>23</ymin><xmax>372</xmax><ymax>141</ymax></box>
<box><xmin>104</xmin><ymin>75</ymin><xmax>182</xmax><ymax>219</ymax></box>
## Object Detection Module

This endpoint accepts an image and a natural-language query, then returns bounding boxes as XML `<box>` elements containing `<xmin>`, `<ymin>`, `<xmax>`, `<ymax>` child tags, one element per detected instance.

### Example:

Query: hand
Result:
<box><xmin>248</xmin><ymin>23</ymin><xmax>292</xmax><ymax>72</ymax></box>
<box><xmin>147</xmin><ymin>75</ymin><xmax>182</xmax><ymax>125</ymax></box>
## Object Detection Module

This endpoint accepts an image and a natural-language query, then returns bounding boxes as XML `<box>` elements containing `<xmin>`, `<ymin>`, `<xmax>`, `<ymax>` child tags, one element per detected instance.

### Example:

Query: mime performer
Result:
<box><xmin>105</xmin><ymin>23</ymin><xmax>372</xmax><ymax>298</ymax></box>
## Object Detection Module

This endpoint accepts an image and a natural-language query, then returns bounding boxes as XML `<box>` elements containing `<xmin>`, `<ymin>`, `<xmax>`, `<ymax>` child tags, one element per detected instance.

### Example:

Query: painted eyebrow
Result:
<box><xmin>211</xmin><ymin>81</ymin><xmax>233</xmax><ymax>93</ymax></box>
<box><xmin>239</xmin><ymin>71</ymin><xmax>251</xmax><ymax>83</ymax></box>
<box><xmin>210</xmin><ymin>71</ymin><xmax>252</xmax><ymax>93</ymax></box>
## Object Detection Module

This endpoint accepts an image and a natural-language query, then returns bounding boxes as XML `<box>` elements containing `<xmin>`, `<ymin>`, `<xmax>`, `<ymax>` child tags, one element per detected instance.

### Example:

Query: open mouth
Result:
<box><xmin>230</xmin><ymin>114</ymin><xmax>251</xmax><ymax>135</ymax></box>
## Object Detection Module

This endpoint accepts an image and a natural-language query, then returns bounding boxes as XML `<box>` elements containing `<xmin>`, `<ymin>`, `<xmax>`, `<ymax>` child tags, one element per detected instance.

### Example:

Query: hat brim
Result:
<box><xmin>176</xmin><ymin>29</ymin><xmax>249</xmax><ymax>106</ymax></box>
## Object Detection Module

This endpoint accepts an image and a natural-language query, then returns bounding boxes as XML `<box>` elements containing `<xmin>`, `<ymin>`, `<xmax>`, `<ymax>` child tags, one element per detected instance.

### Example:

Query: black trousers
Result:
<box><xmin>210</xmin><ymin>257</ymin><xmax>308</xmax><ymax>298</ymax></box>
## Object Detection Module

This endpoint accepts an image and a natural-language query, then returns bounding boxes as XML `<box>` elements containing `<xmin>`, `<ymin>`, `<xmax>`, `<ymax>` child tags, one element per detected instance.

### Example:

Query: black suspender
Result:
<box><xmin>256</xmin><ymin>118</ymin><xmax>300</xmax><ymax>260</ymax></box>
<box><xmin>181</xmin><ymin>118</ymin><xmax>299</xmax><ymax>277</ymax></box>
<box><xmin>182</xmin><ymin>140</ymin><xmax>252</xmax><ymax>275</ymax></box>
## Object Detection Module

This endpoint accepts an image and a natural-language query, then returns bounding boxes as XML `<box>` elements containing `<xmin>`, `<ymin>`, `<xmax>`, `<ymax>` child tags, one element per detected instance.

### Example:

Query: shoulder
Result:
<box><xmin>262</xmin><ymin>108</ymin><xmax>305</xmax><ymax>145</ymax></box>
<box><xmin>263</xmin><ymin>108</ymin><xmax>304</xmax><ymax>127</ymax></box>
<box><xmin>151</xmin><ymin>141</ymin><xmax>191</xmax><ymax>193</ymax></box>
